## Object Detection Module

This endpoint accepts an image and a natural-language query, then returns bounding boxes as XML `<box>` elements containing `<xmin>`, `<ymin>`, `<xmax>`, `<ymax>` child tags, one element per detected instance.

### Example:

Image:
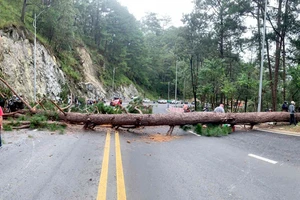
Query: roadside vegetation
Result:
<box><xmin>3</xmin><ymin>114</ymin><xmax>66</xmax><ymax>133</ymax></box>
<box><xmin>181</xmin><ymin>124</ymin><xmax>232</xmax><ymax>137</ymax></box>
<box><xmin>127</xmin><ymin>97</ymin><xmax>153</xmax><ymax>114</ymax></box>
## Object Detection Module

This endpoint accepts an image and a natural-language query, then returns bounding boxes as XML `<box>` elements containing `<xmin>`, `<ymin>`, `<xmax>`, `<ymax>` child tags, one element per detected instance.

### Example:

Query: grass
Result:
<box><xmin>3</xmin><ymin>124</ymin><xmax>12</xmax><ymax>131</ymax></box>
<box><xmin>47</xmin><ymin>123</ymin><xmax>66</xmax><ymax>132</ymax></box>
<box><xmin>0</xmin><ymin>0</ymin><xmax>23</xmax><ymax>28</ymax></box>
<box><xmin>30</xmin><ymin>114</ymin><xmax>48</xmax><ymax>129</ymax></box>
<box><xmin>127</xmin><ymin>97</ymin><xmax>153</xmax><ymax>114</ymax></box>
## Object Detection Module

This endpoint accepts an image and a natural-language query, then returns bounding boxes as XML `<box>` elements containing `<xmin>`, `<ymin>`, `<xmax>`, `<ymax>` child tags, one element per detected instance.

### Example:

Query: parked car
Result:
<box><xmin>176</xmin><ymin>100</ymin><xmax>182</xmax><ymax>104</ymax></box>
<box><xmin>171</xmin><ymin>100</ymin><xmax>182</xmax><ymax>104</ymax></box>
<box><xmin>143</xmin><ymin>98</ymin><xmax>151</xmax><ymax>103</ymax></box>
<box><xmin>110</xmin><ymin>97</ymin><xmax>122</xmax><ymax>106</ymax></box>
<box><xmin>158</xmin><ymin>99</ymin><xmax>167</xmax><ymax>104</ymax></box>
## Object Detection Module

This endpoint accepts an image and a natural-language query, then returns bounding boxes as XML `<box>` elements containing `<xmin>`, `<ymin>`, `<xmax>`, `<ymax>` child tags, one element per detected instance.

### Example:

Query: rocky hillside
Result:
<box><xmin>0</xmin><ymin>25</ymin><xmax>139</xmax><ymax>102</ymax></box>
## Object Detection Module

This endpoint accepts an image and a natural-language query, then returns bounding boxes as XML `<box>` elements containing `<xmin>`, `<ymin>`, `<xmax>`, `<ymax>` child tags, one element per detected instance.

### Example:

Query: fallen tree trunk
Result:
<box><xmin>3</xmin><ymin>121</ymin><xmax>68</xmax><ymax>126</ymax></box>
<box><xmin>55</xmin><ymin>112</ymin><xmax>297</xmax><ymax>126</ymax></box>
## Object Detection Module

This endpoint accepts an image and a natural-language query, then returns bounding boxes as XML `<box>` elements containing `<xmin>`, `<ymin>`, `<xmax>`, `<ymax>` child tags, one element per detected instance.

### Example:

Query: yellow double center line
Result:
<box><xmin>97</xmin><ymin>130</ymin><xmax>127</xmax><ymax>200</ymax></box>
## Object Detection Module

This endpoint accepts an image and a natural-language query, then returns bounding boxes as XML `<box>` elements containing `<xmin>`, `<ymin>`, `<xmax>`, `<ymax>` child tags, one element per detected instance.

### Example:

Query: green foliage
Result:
<box><xmin>22</xmin><ymin>113</ymin><xmax>65</xmax><ymax>131</ymax></box>
<box><xmin>29</xmin><ymin>114</ymin><xmax>48</xmax><ymax>129</ymax></box>
<box><xmin>3</xmin><ymin>124</ymin><xmax>12</xmax><ymax>131</ymax></box>
<box><xmin>180</xmin><ymin>125</ymin><xmax>193</xmax><ymax>131</ymax></box>
<box><xmin>180</xmin><ymin>123</ymin><xmax>232</xmax><ymax>137</ymax></box>
<box><xmin>94</xmin><ymin>102</ymin><xmax>122</xmax><ymax>114</ymax></box>
<box><xmin>59</xmin><ymin>84</ymin><xmax>70</xmax><ymax>102</ymax></box>
<box><xmin>9</xmin><ymin>119</ymin><xmax>21</xmax><ymax>127</ymax></box>
<box><xmin>0</xmin><ymin>0</ymin><xmax>22</xmax><ymax>28</ymax></box>
<box><xmin>17</xmin><ymin>115</ymin><xmax>29</xmax><ymax>121</ymax></box>
<box><xmin>194</xmin><ymin>124</ymin><xmax>203</xmax><ymax>134</ymax></box>
<box><xmin>127</xmin><ymin>97</ymin><xmax>153</xmax><ymax>114</ymax></box>
<box><xmin>46</xmin><ymin>111</ymin><xmax>60</xmax><ymax>121</ymax></box>
<box><xmin>39</xmin><ymin>101</ymin><xmax>56</xmax><ymax>110</ymax></box>
<box><xmin>59</xmin><ymin>51</ymin><xmax>82</xmax><ymax>81</ymax></box>
<box><xmin>47</xmin><ymin>123</ymin><xmax>66</xmax><ymax>132</ymax></box>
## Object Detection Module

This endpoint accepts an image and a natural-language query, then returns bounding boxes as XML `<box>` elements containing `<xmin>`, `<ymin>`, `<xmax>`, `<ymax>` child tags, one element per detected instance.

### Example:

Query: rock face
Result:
<box><xmin>0</xmin><ymin>26</ymin><xmax>140</xmax><ymax>102</ymax></box>
<box><xmin>0</xmin><ymin>26</ymin><xmax>65</xmax><ymax>101</ymax></box>
<box><xmin>76</xmin><ymin>47</ymin><xmax>106</xmax><ymax>100</ymax></box>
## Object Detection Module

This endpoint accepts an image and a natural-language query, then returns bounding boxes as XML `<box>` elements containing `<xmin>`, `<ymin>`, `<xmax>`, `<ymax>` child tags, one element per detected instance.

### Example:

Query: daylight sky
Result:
<box><xmin>117</xmin><ymin>0</ymin><xmax>194</xmax><ymax>27</ymax></box>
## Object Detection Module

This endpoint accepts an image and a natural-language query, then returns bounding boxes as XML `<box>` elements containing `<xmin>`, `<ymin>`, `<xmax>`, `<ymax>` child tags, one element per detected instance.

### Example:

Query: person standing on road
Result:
<box><xmin>214</xmin><ymin>103</ymin><xmax>225</xmax><ymax>113</ymax></box>
<box><xmin>288</xmin><ymin>101</ymin><xmax>296</xmax><ymax>125</ymax></box>
<box><xmin>0</xmin><ymin>106</ymin><xmax>3</xmax><ymax>148</ymax></box>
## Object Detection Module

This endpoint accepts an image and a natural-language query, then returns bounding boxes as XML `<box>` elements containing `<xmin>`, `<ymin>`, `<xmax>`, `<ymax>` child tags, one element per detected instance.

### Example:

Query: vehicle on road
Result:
<box><xmin>110</xmin><ymin>97</ymin><xmax>122</xmax><ymax>106</ymax></box>
<box><xmin>157</xmin><ymin>99</ymin><xmax>167</xmax><ymax>104</ymax></box>
<box><xmin>170</xmin><ymin>100</ymin><xmax>182</xmax><ymax>104</ymax></box>
<box><xmin>143</xmin><ymin>98</ymin><xmax>151</xmax><ymax>103</ymax></box>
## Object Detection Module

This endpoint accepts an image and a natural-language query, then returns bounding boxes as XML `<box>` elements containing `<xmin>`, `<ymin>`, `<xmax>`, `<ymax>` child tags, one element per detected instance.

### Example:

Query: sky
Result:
<box><xmin>117</xmin><ymin>0</ymin><xmax>194</xmax><ymax>27</ymax></box>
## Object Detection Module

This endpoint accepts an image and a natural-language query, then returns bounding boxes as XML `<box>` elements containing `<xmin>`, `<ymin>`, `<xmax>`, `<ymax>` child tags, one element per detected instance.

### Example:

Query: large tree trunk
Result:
<box><xmin>190</xmin><ymin>55</ymin><xmax>197</xmax><ymax>111</ymax></box>
<box><xmin>21</xmin><ymin>0</ymin><xmax>27</xmax><ymax>23</ymax></box>
<box><xmin>272</xmin><ymin>0</ymin><xmax>283</xmax><ymax>111</ymax></box>
<box><xmin>55</xmin><ymin>112</ymin><xmax>296</xmax><ymax>126</ymax></box>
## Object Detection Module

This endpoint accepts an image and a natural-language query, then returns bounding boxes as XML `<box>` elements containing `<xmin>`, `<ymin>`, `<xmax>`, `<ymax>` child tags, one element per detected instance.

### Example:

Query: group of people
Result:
<box><xmin>214</xmin><ymin>102</ymin><xmax>297</xmax><ymax>126</ymax></box>
<box><xmin>282</xmin><ymin>101</ymin><xmax>297</xmax><ymax>125</ymax></box>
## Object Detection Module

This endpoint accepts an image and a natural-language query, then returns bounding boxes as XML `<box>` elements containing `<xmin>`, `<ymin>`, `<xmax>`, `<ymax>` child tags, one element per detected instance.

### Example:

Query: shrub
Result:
<box><xmin>194</xmin><ymin>124</ymin><xmax>203</xmax><ymax>135</ymax></box>
<box><xmin>30</xmin><ymin>114</ymin><xmax>48</xmax><ymax>129</ymax></box>
<box><xmin>47</xmin><ymin>123</ymin><xmax>66</xmax><ymax>132</ymax></box>
<box><xmin>3</xmin><ymin>124</ymin><xmax>12</xmax><ymax>131</ymax></box>
<box><xmin>180</xmin><ymin>125</ymin><xmax>193</xmax><ymax>131</ymax></box>
<box><xmin>127</xmin><ymin>97</ymin><xmax>152</xmax><ymax>114</ymax></box>
<box><xmin>181</xmin><ymin>123</ymin><xmax>232</xmax><ymax>137</ymax></box>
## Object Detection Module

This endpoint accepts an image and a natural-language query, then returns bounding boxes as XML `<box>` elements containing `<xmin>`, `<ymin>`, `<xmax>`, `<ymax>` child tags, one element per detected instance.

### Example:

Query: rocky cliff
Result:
<box><xmin>0</xmin><ymin>26</ymin><xmax>139</xmax><ymax>102</ymax></box>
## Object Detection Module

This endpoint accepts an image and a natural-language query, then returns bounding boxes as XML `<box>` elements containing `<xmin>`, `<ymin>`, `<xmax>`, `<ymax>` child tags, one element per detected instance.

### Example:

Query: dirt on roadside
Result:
<box><xmin>254</xmin><ymin>122</ymin><xmax>300</xmax><ymax>133</ymax></box>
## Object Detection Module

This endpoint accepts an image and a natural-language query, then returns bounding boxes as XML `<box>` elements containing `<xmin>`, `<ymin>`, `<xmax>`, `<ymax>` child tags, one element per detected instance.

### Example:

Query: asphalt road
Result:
<box><xmin>0</xmin><ymin>130</ymin><xmax>105</xmax><ymax>200</ymax></box>
<box><xmin>121</xmin><ymin>128</ymin><xmax>300</xmax><ymax>200</ymax></box>
<box><xmin>0</xmin><ymin>103</ymin><xmax>300</xmax><ymax>200</ymax></box>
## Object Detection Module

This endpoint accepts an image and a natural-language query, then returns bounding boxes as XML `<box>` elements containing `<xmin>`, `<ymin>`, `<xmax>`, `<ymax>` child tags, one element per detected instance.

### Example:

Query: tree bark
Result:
<box><xmin>21</xmin><ymin>0</ymin><xmax>28</xmax><ymax>23</ymax></box>
<box><xmin>190</xmin><ymin>55</ymin><xmax>197</xmax><ymax>111</ymax></box>
<box><xmin>54</xmin><ymin>112</ymin><xmax>296</xmax><ymax>126</ymax></box>
<box><xmin>272</xmin><ymin>0</ymin><xmax>283</xmax><ymax>111</ymax></box>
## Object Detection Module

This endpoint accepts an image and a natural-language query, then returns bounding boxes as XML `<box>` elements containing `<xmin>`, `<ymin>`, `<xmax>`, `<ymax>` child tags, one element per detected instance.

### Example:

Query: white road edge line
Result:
<box><xmin>248</xmin><ymin>154</ymin><xmax>277</xmax><ymax>164</ymax></box>
<box><xmin>188</xmin><ymin>131</ymin><xmax>201</xmax><ymax>137</ymax></box>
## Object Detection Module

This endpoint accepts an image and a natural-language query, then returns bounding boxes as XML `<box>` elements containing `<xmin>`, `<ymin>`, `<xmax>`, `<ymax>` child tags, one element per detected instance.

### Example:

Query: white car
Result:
<box><xmin>158</xmin><ymin>99</ymin><xmax>167</xmax><ymax>104</ymax></box>
<box><xmin>143</xmin><ymin>98</ymin><xmax>151</xmax><ymax>103</ymax></box>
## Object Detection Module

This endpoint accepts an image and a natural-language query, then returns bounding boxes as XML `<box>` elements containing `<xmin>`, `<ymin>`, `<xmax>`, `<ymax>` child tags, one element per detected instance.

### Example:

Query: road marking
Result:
<box><xmin>97</xmin><ymin>130</ymin><xmax>111</xmax><ymax>200</ymax></box>
<box><xmin>115</xmin><ymin>131</ymin><xmax>127</xmax><ymax>200</ymax></box>
<box><xmin>188</xmin><ymin>131</ymin><xmax>201</xmax><ymax>137</ymax></box>
<box><xmin>248</xmin><ymin>154</ymin><xmax>277</xmax><ymax>164</ymax></box>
